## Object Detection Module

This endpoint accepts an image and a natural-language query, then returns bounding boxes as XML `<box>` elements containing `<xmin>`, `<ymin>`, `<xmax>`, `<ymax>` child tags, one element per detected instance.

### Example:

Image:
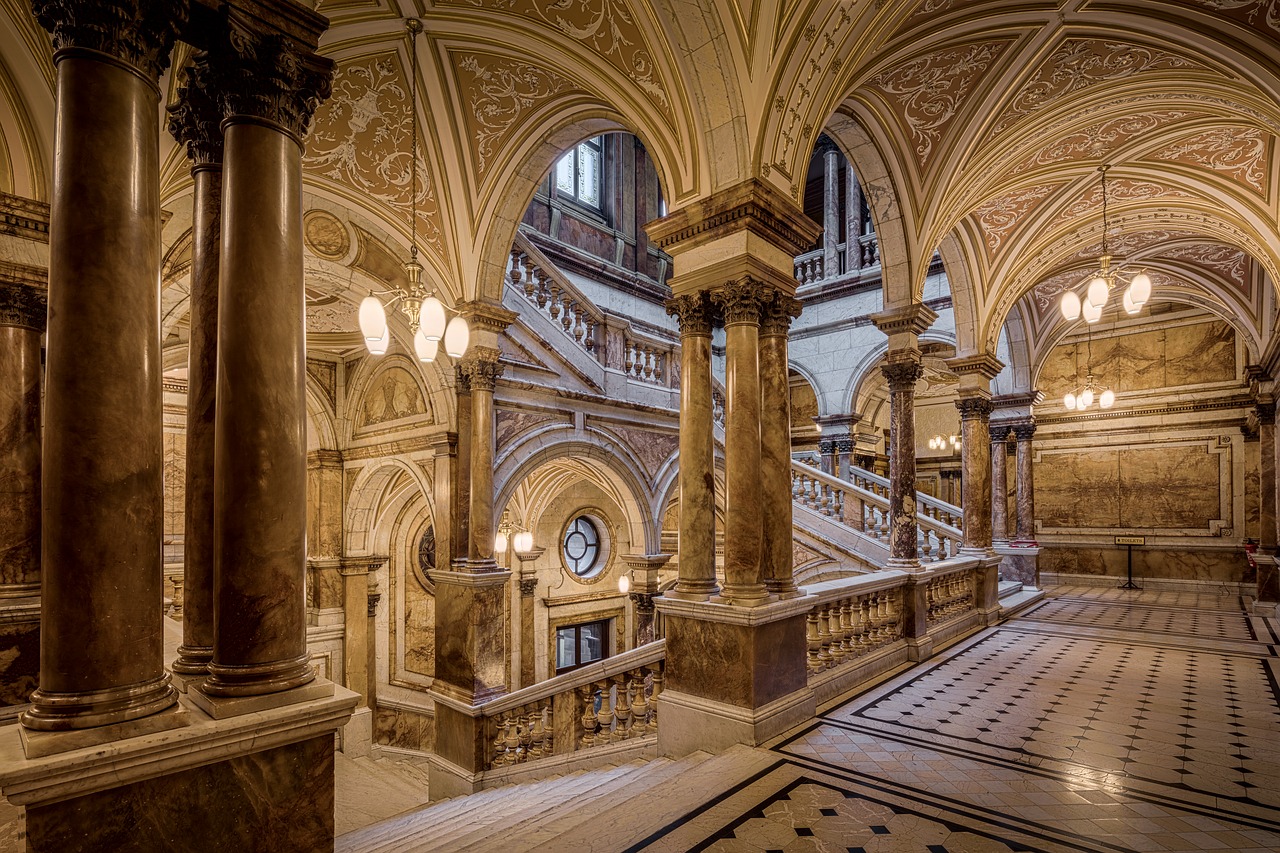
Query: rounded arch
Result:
<box><xmin>344</xmin><ymin>457</ymin><xmax>434</xmax><ymax>557</ymax></box>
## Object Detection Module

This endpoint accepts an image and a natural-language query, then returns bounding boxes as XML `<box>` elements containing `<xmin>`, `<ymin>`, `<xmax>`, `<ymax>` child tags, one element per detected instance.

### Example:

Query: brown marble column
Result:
<box><xmin>201</xmin><ymin>24</ymin><xmax>333</xmax><ymax>699</ymax></box>
<box><xmin>167</xmin><ymin>58</ymin><xmax>221</xmax><ymax>679</ymax></box>
<box><xmin>713</xmin><ymin>279</ymin><xmax>770</xmax><ymax>605</ymax></box>
<box><xmin>990</xmin><ymin>425</ymin><xmax>1011</xmax><ymax>544</ymax></box>
<box><xmin>881</xmin><ymin>357</ymin><xmax>925</xmax><ymax>569</ymax></box>
<box><xmin>664</xmin><ymin>293</ymin><xmax>718</xmax><ymax>600</ymax></box>
<box><xmin>1012</xmin><ymin>421</ymin><xmax>1037</xmax><ymax>543</ymax></box>
<box><xmin>760</xmin><ymin>292</ymin><xmax>802</xmax><ymax>598</ymax></box>
<box><xmin>0</xmin><ymin>281</ymin><xmax>44</xmax><ymax>600</ymax></box>
<box><xmin>23</xmin><ymin>2</ymin><xmax>183</xmax><ymax>731</ymax></box>
<box><xmin>957</xmin><ymin>396</ymin><xmax>994</xmax><ymax>553</ymax></box>
<box><xmin>517</xmin><ymin>573</ymin><xmax>537</xmax><ymax>688</ymax></box>
<box><xmin>461</xmin><ymin>346</ymin><xmax>502</xmax><ymax>566</ymax></box>
<box><xmin>1262</xmin><ymin>403</ymin><xmax>1279</xmax><ymax>601</ymax></box>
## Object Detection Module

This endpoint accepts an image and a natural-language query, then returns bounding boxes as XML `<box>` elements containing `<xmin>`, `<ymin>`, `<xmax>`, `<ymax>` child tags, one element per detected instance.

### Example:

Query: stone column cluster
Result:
<box><xmin>956</xmin><ymin>396</ymin><xmax>994</xmax><ymax>553</ymax></box>
<box><xmin>1012</xmin><ymin>421</ymin><xmax>1037</xmax><ymax>543</ymax></box>
<box><xmin>990</xmin><ymin>425</ymin><xmax>1012</xmax><ymax>544</ymax></box>
<box><xmin>24</xmin><ymin>0</ymin><xmax>332</xmax><ymax>733</ymax></box>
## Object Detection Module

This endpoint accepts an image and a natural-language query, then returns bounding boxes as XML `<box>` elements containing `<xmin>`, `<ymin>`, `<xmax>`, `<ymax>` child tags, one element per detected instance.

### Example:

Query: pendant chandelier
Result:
<box><xmin>357</xmin><ymin>18</ymin><xmax>469</xmax><ymax>361</ymax></box>
<box><xmin>928</xmin><ymin>434</ymin><xmax>959</xmax><ymax>452</ymax></box>
<box><xmin>1059</xmin><ymin>166</ymin><xmax>1152</xmax><ymax>324</ymax></box>
<box><xmin>1064</xmin><ymin>323</ymin><xmax>1114</xmax><ymax>411</ymax></box>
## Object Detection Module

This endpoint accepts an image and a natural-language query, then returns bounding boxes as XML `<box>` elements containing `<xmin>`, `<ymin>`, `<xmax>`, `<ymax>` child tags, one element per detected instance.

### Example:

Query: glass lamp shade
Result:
<box><xmin>1123</xmin><ymin>288</ymin><xmax>1140</xmax><ymax>315</ymax></box>
<box><xmin>444</xmin><ymin>315</ymin><xmax>470</xmax><ymax>358</ymax></box>
<box><xmin>1079</xmin><ymin>388</ymin><xmax>1094</xmax><ymax>408</ymax></box>
<box><xmin>1128</xmin><ymin>272</ymin><xmax>1152</xmax><ymax>306</ymax></box>
<box><xmin>1087</xmin><ymin>275</ymin><xmax>1109</xmax><ymax>308</ymax></box>
<box><xmin>494</xmin><ymin>531</ymin><xmax>508</xmax><ymax>554</ymax></box>
<box><xmin>368</xmin><ymin>324</ymin><xmax>390</xmax><ymax>356</ymax></box>
<box><xmin>413</xmin><ymin>329</ymin><xmax>438</xmax><ymax>363</ymax></box>
<box><xmin>359</xmin><ymin>295</ymin><xmax>387</xmax><ymax>342</ymax></box>
<box><xmin>1081</xmin><ymin>298</ymin><xmax>1103</xmax><ymax>323</ymax></box>
<box><xmin>513</xmin><ymin>530</ymin><xmax>533</xmax><ymax>553</ymax></box>
<box><xmin>1060</xmin><ymin>290</ymin><xmax>1081</xmax><ymax>322</ymax></box>
<box><xmin>419</xmin><ymin>296</ymin><xmax>447</xmax><ymax>341</ymax></box>
<box><xmin>1100</xmin><ymin>389</ymin><xmax>1115</xmax><ymax>409</ymax></box>
<box><xmin>1064</xmin><ymin>392</ymin><xmax>1076</xmax><ymax>410</ymax></box>
<box><xmin>617</xmin><ymin>574</ymin><xmax>631</xmax><ymax>594</ymax></box>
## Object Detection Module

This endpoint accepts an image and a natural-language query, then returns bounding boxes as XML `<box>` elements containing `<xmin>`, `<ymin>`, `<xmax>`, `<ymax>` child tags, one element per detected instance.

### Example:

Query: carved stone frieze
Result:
<box><xmin>167</xmin><ymin>53</ymin><xmax>223</xmax><ymax>166</ymax></box>
<box><xmin>665</xmin><ymin>292</ymin><xmax>715</xmax><ymax>336</ymax></box>
<box><xmin>0</xmin><ymin>280</ymin><xmax>47</xmax><ymax>331</ymax></box>
<box><xmin>208</xmin><ymin>10</ymin><xmax>334</xmax><ymax>142</ymax></box>
<box><xmin>32</xmin><ymin>0</ymin><xmax>185</xmax><ymax>80</ymax></box>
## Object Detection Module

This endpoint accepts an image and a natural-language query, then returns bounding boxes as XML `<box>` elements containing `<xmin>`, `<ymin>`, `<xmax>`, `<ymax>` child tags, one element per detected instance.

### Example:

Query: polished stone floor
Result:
<box><xmin>638</xmin><ymin>585</ymin><xmax>1280</xmax><ymax>852</ymax></box>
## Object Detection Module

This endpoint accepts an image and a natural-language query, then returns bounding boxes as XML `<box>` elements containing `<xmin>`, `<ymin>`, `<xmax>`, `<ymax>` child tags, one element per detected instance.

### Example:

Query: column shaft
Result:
<box><xmin>463</xmin><ymin>350</ymin><xmax>501</xmax><ymax>563</ymax></box>
<box><xmin>205</xmin><ymin>121</ymin><xmax>313</xmax><ymax>696</ymax></box>
<box><xmin>957</xmin><ymin>397</ymin><xmax>993</xmax><ymax>552</ymax></box>
<box><xmin>1261</xmin><ymin>405</ymin><xmax>1279</xmax><ymax>600</ymax></box>
<box><xmin>991</xmin><ymin>426</ymin><xmax>1010</xmax><ymax>543</ymax></box>
<box><xmin>761</xmin><ymin>294</ymin><xmax>801</xmax><ymax>598</ymax></box>
<box><xmin>882</xmin><ymin>358</ymin><xmax>924</xmax><ymax>567</ymax></box>
<box><xmin>716</xmin><ymin>282</ymin><xmax>768</xmax><ymax>604</ymax></box>
<box><xmin>846</xmin><ymin>163</ymin><xmax>863</xmax><ymax>271</ymax></box>
<box><xmin>1013</xmin><ymin>422</ymin><xmax>1037</xmax><ymax>542</ymax></box>
<box><xmin>0</xmin><ymin>283</ymin><xmax>44</xmax><ymax>597</ymax></box>
<box><xmin>25</xmin><ymin>47</ymin><xmax>177</xmax><ymax>729</ymax></box>
<box><xmin>665</xmin><ymin>294</ymin><xmax>717</xmax><ymax>599</ymax></box>
<box><xmin>822</xmin><ymin>143</ymin><xmax>840</xmax><ymax>278</ymax></box>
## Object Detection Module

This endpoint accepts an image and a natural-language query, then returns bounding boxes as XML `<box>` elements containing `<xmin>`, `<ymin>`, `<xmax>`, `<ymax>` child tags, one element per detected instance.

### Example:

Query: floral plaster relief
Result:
<box><xmin>304</xmin><ymin>52</ymin><xmax>447</xmax><ymax>263</ymax></box>
<box><xmin>1008</xmin><ymin>111</ymin><xmax>1203</xmax><ymax>175</ymax></box>
<box><xmin>970</xmin><ymin>184</ymin><xmax>1057</xmax><ymax>257</ymax></box>
<box><xmin>1147</xmin><ymin>126</ymin><xmax>1271</xmax><ymax>198</ymax></box>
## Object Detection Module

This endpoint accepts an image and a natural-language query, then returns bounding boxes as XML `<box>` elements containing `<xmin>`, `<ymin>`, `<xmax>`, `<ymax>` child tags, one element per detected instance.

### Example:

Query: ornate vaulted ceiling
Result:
<box><xmin>1</xmin><ymin>0</ymin><xmax>1277</xmax><ymax>380</ymax></box>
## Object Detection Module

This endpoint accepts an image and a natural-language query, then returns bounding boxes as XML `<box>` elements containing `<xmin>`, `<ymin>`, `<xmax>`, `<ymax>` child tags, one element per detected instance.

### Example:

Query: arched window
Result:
<box><xmin>555</xmin><ymin>136</ymin><xmax>603</xmax><ymax>210</ymax></box>
<box><xmin>562</xmin><ymin>516</ymin><xmax>601</xmax><ymax>577</ymax></box>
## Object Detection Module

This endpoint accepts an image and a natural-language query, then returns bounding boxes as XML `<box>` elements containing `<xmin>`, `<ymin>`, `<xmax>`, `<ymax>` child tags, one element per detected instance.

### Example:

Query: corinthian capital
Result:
<box><xmin>32</xmin><ymin>0</ymin><xmax>186</xmax><ymax>80</ymax></box>
<box><xmin>711</xmin><ymin>278</ymin><xmax>769</xmax><ymax>326</ymax></box>
<box><xmin>955</xmin><ymin>396</ymin><xmax>993</xmax><ymax>421</ymax></box>
<box><xmin>665</xmin><ymin>292</ymin><xmax>714</xmax><ymax>337</ymax></box>
<box><xmin>880</xmin><ymin>358</ymin><xmax>924</xmax><ymax>392</ymax></box>
<box><xmin>760</xmin><ymin>291</ymin><xmax>802</xmax><ymax>336</ymax></box>
<box><xmin>167</xmin><ymin>53</ymin><xmax>223</xmax><ymax>166</ymax></box>
<box><xmin>207</xmin><ymin>10</ymin><xmax>334</xmax><ymax>142</ymax></box>
<box><xmin>0</xmin><ymin>281</ymin><xmax>47</xmax><ymax>331</ymax></box>
<box><xmin>460</xmin><ymin>346</ymin><xmax>503</xmax><ymax>392</ymax></box>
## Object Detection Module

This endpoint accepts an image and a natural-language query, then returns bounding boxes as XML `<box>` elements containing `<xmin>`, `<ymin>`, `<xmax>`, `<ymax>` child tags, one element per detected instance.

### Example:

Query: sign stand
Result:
<box><xmin>1114</xmin><ymin>535</ymin><xmax>1144</xmax><ymax>590</ymax></box>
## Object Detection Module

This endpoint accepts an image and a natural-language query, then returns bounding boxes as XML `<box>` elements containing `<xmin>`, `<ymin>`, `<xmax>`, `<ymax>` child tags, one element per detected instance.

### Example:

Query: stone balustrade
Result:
<box><xmin>925</xmin><ymin>565</ymin><xmax>977</xmax><ymax>629</ymax></box>
<box><xmin>805</xmin><ymin>583</ymin><xmax>903</xmax><ymax>674</ymax></box>
<box><xmin>792</xmin><ymin>234</ymin><xmax>880</xmax><ymax>285</ymax></box>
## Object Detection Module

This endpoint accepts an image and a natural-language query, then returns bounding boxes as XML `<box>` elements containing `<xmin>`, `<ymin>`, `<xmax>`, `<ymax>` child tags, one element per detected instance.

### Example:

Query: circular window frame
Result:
<box><xmin>560</xmin><ymin>512</ymin><xmax>610</xmax><ymax>582</ymax></box>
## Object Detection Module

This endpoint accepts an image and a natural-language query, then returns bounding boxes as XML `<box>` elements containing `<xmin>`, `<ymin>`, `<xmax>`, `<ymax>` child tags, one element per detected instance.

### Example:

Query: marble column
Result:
<box><xmin>340</xmin><ymin>560</ymin><xmax>375</xmax><ymax>706</ymax></box>
<box><xmin>957</xmin><ymin>396</ymin><xmax>994</xmax><ymax>553</ymax></box>
<box><xmin>1012</xmin><ymin>421</ymin><xmax>1037</xmax><ymax>543</ymax></box>
<box><xmin>881</xmin><ymin>357</ymin><xmax>925</xmax><ymax>569</ymax></box>
<box><xmin>23</xmin><ymin>1</ymin><xmax>183</xmax><ymax>731</ymax></box>
<box><xmin>846</xmin><ymin>163</ymin><xmax>863</xmax><ymax>272</ymax></box>
<box><xmin>461</xmin><ymin>347</ymin><xmax>502</xmax><ymax>566</ymax></box>
<box><xmin>664</xmin><ymin>293</ymin><xmax>718</xmax><ymax>600</ymax></box>
<box><xmin>167</xmin><ymin>58</ymin><xmax>221</xmax><ymax>679</ymax></box>
<box><xmin>1261</xmin><ymin>403</ymin><xmax>1279</xmax><ymax>600</ymax></box>
<box><xmin>760</xmin><ymin>292</ymin><xmax>802</xmax><ymax>598</ymax></box>
<box><xmin>820</xmin><ymin>138</ymin><xmax>840</xmax><ymax>279</ymax></box>
<box><xmin>990</xmin><ymin>425</ymin><xmax>1012</xmax><ymax>544</ymax></box>
<box><xmin>201</xmin><ymin>25</ymin><xmax>333</xmax><ymax>700</ymax></box>
<box><xmin>0</xmin><ymin>281</ymin><xmax>44</xmax><ymax>600</ymax></box>
<box><xmin>517</xmin><ymin>573</ymin><xmax>537</xmax><ymax>689</ymax></box>
<box><xmin>453</xmin><ymin>373</ymin><xmax>473</xmax><ymax>562</ymax></box>
<box><xmin>713</xmin><ymin>279</ymin><xmax>770</xmax><ymax>606</ymax></box>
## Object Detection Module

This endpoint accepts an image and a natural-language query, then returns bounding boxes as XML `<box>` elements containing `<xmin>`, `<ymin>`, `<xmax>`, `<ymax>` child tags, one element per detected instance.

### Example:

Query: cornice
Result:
<box><xmin>945</xmin><ymin>353</ymin><xmax>1004</xmax><ymax>381</ymax></box>
<box><xmin>644</xmin><ymin>178</ymin><xmax>821</xmax><ymax>258</ymax></box>
<box><xmin>869</xmin><ymin>302</ymin><xmax>938</xmax><ymax>337</ymax></box>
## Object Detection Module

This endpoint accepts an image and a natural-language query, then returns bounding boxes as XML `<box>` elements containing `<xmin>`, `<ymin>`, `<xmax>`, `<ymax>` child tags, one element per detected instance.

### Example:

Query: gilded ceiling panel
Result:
<box><xmin>435</xmin><ymin>0</ymin><xmax>673</xmax><ymax>122</ymax></box>
<box><xmin>1159</xmin><ymin>242</ymin><xmax>1250</xmax><ymax>292</ymax></box>
<box><xmin>1162</xmin><ymin>0</ymin><xmax>1280</xmax><ymax>36</ymax></box>
<box><xmin>450</xmin><ymin>51</ymin><xmax>581</xmax><ymax>183</ymax></box>
<box><xmin>867</xmin><ymin>39</ymin><xmax>1011</xmax><ymax>170</ymax></box>
<box><xmin>991</xmin><ymin>39</ymin><xmax>1203</xmax><ymax>137</ymax></box>
<box><xmin>969</xmin><ymin>183</ymin><xmax>1058</xmax><ymax>258</ymax></box>
<box><xmin>303</xmin><ymin>52</ymin><xmax>448</xmax><ymax>264</ymax></box>
<box><xmin>1041</xmin><ymin>179</ymin><xmax>1197</xmax><ymax>237</ymax></box>
<box><xmin>1145</xmin><ymin>125</ymin><xmax>1271</xmax><ymax>199</ymax></box>
<box><xmin>1008</xmin><ymin>111</ymin><xmax>1205</xmax><ymax>176</ymax></box>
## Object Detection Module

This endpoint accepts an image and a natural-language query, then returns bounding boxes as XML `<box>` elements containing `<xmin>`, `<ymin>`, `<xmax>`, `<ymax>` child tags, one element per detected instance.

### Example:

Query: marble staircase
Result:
<box><xmin>335</xmin><ymin>745</ymin><xmax>778</xmax><ymax>853</ymax></box>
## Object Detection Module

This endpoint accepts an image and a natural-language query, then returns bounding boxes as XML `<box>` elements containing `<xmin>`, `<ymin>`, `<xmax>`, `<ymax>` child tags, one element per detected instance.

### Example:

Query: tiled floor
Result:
<box><xmin>637</xmin><ymin>585</ymin><xmax>1280</xmax><ymax>852</ymax></box>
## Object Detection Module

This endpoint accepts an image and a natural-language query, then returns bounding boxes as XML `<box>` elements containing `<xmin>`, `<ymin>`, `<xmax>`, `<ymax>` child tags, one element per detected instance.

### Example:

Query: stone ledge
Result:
<box><xmin>654</xmin><ymin>592</ymin><xmax>815</xmax><ymax>626</ymax></box>
<box><xmin>658</xmin><ymin>687</ymin><xmax>815</xmax><ymax>756</ymax></box>
<box><xmin>0</xmin><ymin>679</ymin><xmax>358</xmax><ymax>807</ymax></box>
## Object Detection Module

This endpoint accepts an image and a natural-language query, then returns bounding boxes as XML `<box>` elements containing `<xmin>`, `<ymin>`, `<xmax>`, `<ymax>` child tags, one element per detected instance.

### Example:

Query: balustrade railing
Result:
<box><xmin>848</xmin><ymin>465</ymin><xmax>963</xmax><ymax>529</ymax></box>
<box><xmin>479</xmin><ymin>640</ymin><xmax>665</xmax><ymax>772</ymax></box>
<box><xmin>806</xmin><ymin>583</ymin><xmax>903</xmax><ymax>675</ymax></box>
<box><xmin>925</xmin><ymin>565</ymin><xmax>976</xmax><ymax>629</ymax></box>
<box><xmin>791</xmin><ymin>459</ymin><xmax>962</xmax><ymax>562</ymax></box>
<box><xmin>793</xmin><ymin>233</ymin><xmax>880</xmax><ymax>285</ymax></box>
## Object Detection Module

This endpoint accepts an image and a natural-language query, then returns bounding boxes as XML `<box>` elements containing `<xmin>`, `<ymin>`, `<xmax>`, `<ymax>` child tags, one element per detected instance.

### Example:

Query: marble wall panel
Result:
<box><xmin>404</xmin><ymin>572</ymin><xmax>435</xmax><ymax>678</ymax></box>
<box><xmin>663</xmin><ymin>614</ymin><xmax>807</xmax><ymax>708</ymax></box>
<box><xmin>24</xmin><ymin>734</ymin><xmax>335</xmax><ymax>853</ymax></box>
<box><xmin>1164</xmin><ymin>319</ymin><xmax>1235</xmax><ymax>386</ymax></box>
<box><xmin>1244</xmin><ymin>441</ymin><xmax>1259</xmax><ymax>539</ymax></box>
<box><xmin>374</xmin><ymin>704</ymin><xmax>436</xmax><ymax>752</ymax></box>
<box><xmin>0</xmin><ymin>618</ymin><xmax>38</xmax><ymax>706</ymax></box>
<box><xmin>1119</xmin><ymin>446</ymin><xmax>1220</xmax><ymax>529</ymax></box>
<box><xmin>1036</xmin><ymin>449</ymin><xmax>1122</xmax><ymax>528</ymax></box>
<box><xmin>306</xmin><ymin>464</ymin><xmax>344</xmax><ymax>559</ymax></box>
<box><xmin>1041</xmin><ymin>545</ymin><xmax>1244</xmax><ymax>583</ymax></box>
<box><xmin>162</xmin><ymin>431</ymin><xmax>186</xmax><ymax>542</ymax></box>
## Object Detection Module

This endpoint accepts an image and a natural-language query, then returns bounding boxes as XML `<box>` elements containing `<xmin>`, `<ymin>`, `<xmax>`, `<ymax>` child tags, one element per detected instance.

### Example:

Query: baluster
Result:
<box><xmin>508</xmin><ymin>248</ymin><xmax>523</xmax><ymax>294</ymax></box>
<box><xmin>818</xmin><ymin>482</ymin><xmax>831</xmax><ymax>516</ymax></box>
<box><xmin>624</xmin><ymin>339</ymin><xmax>635</xmax><ymax>375</ymax></box>
<box><xmin>579</xmin><ymin>685</ymin><xmax>599</xmax><ymax>748</ymax></box>
<box><xmin>549</xmin><ymin>282</ymin><xmax>562</xmax><ymax>320</ymax></box>
<box><xmin>632</xmin><ymin>673</ymin><xmax>649</xmax><ymax>734</ymax></box>
<box><xmin>829</xmin><ymin>601</ymin><xmax>848</xmax><ymax>664</ymax></box>
<box><xmin>536</xmin><ymin>268</ymin><xmax>549</xmax><ymax>308</ymax></box>
<box><xmin>507</xmin><ymin>712</ymin><xmax>522</xmax><ymax>762</ymax></box>
<box><xmin>649</xmin><ymin>664</ymin><xmax>663</xmax><ymax>732</ymax></box>
<box><xmin>806</xmin><ymin>610</ymin><xmax>821</xmax><ymax>672</ymax></box>
<box><xmin>584</xmin><ymin>317</ymin><xmax>596</xmax><ymax>352</ymax></box>
<box><xmin>561</xmin><ymin>295</ymin><xmax>574</xmax><ymax>332</ymax></box>
<box><xmin>523</xmin><ymin>256</ymin><xmax>537</xmax><ymax>298</ymax></box>
<box><xmin>792</xmin><ymin>471</ymin><xmax>802</xmax><ymax>500</ymax></box>
<box><xmin>642</xmin><ymin>346</ymin><xmax>653</xmax><ymax>379</ymax></box>
<box><xmin>653</xmin><ymin>351</ymin><xmax>664</xmax><ymax>383</ymax></box>
<box><xmin>613</xmin><ymin>676</ymin><xmax>632</xmax><ymax>741</ymax></box>
<box><xmin>921</xmin><ymin>529</ymin><xmax>935</xmax><ymax>562</ymax></box>
<box><xmin>528</xmin><ymin>705</ymin><xmax>546</xmax><ymax>759</ymax></box>
<box><xmin>816</xmin><ymin>605</ymin><xmax>833</xmax><ymax>668</ymax></box>
<box><xmin>491</xmin><ymin>716</ymin><xmax>509</xmax><ymax>768</ymax></box>
<box><xmin>848</xmin><ymin>597</ymin><xmax>865</xmax><ymax>656</ymax></box>
<box><xmin>832</xmin><ymin>487</ymin><xmax>844</xmax><ymax>520</ymax></box>
<box><xmin>543</xmin><ymin>701</ymin><xmax>554</xmax><ymax>754</ymax></box>
<box><xmin>857</xmin><ymin>595</ymin><xmax>872</xmax><ymax>650</ymax></box>
<box><xmin>597</xmin><ymin>680</ymin><xmax>615</xmax><ymax>742</ymax></box>
<box><xmin>572</xmin><ymin>303</ymin><xmax>585</xmax><ymax>341</ymax></box>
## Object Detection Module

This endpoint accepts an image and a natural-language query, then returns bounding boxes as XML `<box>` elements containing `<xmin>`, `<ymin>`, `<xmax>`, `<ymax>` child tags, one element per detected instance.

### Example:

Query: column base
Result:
<box><xmin>886</xmin><ymin>557</ymin><xmax>923</xmax><ymax>572</ymax></box>
<box><xmin>663</xmin><ymin>582</ymin><xmax>719</xmax><ymax>602</ymax></box>
<box><xmin>20</xmin><ymin>673</ymin><xmax>178</xmax><ymax>732</ymax></box>
<box><xmin>170</xmin><ymin>644</ymin><xmax>213</xmax><ymax>677</ymax></box>
<box><xmin>713</xmin><ymin>584</ymin><xmax>773</xmax><ymax>607</ymax></box>
<box><xmin>203</xmin><ymin>652</ymin><xmax>316</xmax><ymax>698</ymax></box>
<box><xmin>20</xmin><ymin>704</ymin><xmax>190</xmax><ymax>759</ymax></box>
<box><xmin>190</xmin><ymin>675</ymin><xmax>333</xmax><ymax>720</ymax></box>
<box><xmin>994</xmin><ymin>543</ymin><xmax>1040</xmax><ymax>588</ymax></box>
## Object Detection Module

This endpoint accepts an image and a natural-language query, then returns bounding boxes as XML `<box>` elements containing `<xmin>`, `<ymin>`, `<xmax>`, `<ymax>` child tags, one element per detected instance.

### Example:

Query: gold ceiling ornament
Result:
<box><xmin>1059</xmin><ymin>165</ymin><xmax>1152</xmax><ymax>324</ymax></box>
<box><xmin>358</xmin><ymin>18</ymin><xmax>470</xmax><ymax>362</ymax></box>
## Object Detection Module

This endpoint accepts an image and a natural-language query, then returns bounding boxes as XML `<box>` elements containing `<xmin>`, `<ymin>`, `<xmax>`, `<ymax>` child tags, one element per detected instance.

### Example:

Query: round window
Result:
<box><xmin>562</xmin><ymin>516</ymin><xmax>602</xmax><ymax>577</ymax></box>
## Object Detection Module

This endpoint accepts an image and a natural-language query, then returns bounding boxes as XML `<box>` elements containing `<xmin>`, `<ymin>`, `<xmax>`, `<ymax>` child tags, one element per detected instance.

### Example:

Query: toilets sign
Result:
<box><xmin>1114</xmin><ymin>535</ymin><xmax>1146</xmax><ymax>546</ymax></box>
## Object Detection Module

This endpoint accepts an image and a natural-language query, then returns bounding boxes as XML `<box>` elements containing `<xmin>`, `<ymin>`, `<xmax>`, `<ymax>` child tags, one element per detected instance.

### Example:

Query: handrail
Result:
<box><xmin>478</xmin><ymin>639</ymin><xmax>665</xmax><ymax>718</ymax></box>
<box><xmin>791</xmin><ymin>458</ymin><xmax>963</xmax><ymax>563</ymax></box>
<box><xmin>847</xmin><ymin>464</ymin><xmax>963</xmax><ymax>529</ymax></box>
